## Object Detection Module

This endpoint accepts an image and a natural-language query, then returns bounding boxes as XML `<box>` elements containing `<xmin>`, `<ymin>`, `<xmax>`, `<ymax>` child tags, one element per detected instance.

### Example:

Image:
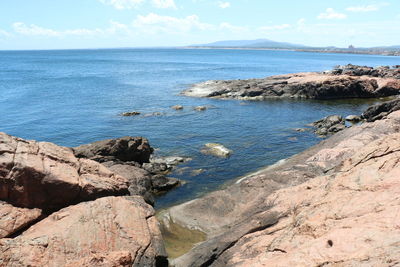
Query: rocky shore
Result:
<box><xmin>182</xmin><ymin>64</ymin><xmax>400</xmax><ymax>100</ymax></box>
<box><xmin>1</xmin><ymin>64</ymin><xmax>400</xmax><ymax>266</ymax></box>
<box><xmin>0</xmin><ymin>133</ymin><xmax>187</xmax><ymax>266</ymax></box>
<box><xmin>161</xmin><ymin>106</ymin><xmax>400</xmax><ymax>267</ymax></box>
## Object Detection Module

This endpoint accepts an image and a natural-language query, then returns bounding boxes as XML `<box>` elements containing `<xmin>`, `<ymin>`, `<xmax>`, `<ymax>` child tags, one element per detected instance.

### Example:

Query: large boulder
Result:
<box><xmin>0</xmin><ymin>196</ymin><xmax>168</xmax><ymax>267</ymax></box>
<box><xmin>0</xmin><ymin>132</ymin><xmax>129</xmax><ymax>211</ymax></box>
<box><xmin>73</xmin><ymin>136</ymin><xmax>153</xmax><ymax>165</ymax></box>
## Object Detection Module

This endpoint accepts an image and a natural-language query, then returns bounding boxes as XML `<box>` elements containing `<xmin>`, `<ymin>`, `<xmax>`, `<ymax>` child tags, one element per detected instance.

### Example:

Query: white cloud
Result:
<box><xmin>98</xmin><ymin>0</ymin><xmax>144</xmax><ymax>10</ymax></box>
<box><xmin>259</xmin><ymin>24</ymin><xmax>291</xmax><ymax>31</ymax></box>
<box><xmin>151</xmin><ymin>0</ymin><xmax>177</xmax><ymax>9</ymax></box>
<box><xmin>218</xmin><ymin>1</ymin><xmax>230</xmax><ymax>9</ymax></box>
<box><xmin>346</xmin><ymin>3</ymin><xmax>389</xmax><ymax>13</ymax></box>
<box><xmin>132</xmin><ymin>13</ymin><xmax>213</xmax><ymax>34</ymax></box>
<box><xmin>12</xmin><ymin>21</ymin><xmax>132</xmax><ymax>38</ymax></box>
<box><xmin>318</xmin><ymin>8</ymin><xmax>347</xmax><ymax>20</ymax></box>
<box><xmin>13</xmin><ymin>22</ymin><xmax>62</xmax><ymax>37</ymax></box>
<box><xmin>219</xmin><ymin>22</ymin><xmax>247</xmax><ymax>32</ymax></box>
<box><xmin>0</xmin><ymin>29</ymin><xmax>11</xmax><ymax>37</ymax></box>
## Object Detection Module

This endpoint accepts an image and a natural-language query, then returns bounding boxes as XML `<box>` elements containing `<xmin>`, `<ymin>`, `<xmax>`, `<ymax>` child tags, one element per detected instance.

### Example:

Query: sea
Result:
<box><xmin>1</xmin><ymin>48</ymin><xmax>399</xmax><ymax>209</ymax></box>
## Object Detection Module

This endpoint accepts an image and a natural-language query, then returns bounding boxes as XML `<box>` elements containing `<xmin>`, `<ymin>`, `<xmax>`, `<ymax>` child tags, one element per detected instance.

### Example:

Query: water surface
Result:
<box><xmin>0</xmin><ymin>48</ymin><xmax>398</xmax><ymax>208</ymax></box>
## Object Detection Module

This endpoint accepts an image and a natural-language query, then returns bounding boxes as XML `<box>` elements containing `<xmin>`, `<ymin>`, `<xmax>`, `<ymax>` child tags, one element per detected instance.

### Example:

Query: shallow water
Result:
<box><xmin>0</xmin><ymin>48</ymin><xmax>398</xmax><ymax>209</ymax></box>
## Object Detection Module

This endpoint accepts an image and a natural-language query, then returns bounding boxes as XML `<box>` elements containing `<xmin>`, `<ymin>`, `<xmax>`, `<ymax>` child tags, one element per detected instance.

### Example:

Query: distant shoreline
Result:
<box><xmin>184</xmin><ymin>46</ymin><xmax>400</xmax><ymax>57</ymax></box>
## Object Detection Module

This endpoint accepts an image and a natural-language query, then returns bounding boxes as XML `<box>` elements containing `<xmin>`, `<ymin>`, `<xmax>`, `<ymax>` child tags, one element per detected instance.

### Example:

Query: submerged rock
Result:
<box><xmin>121</xmin><ymin>111</ymin><xmax>141</xmax><ymax>116</ymax></box>
<box><xmin>171</xmin><ymin>105</ymin><xmax>184</xmax><ymax>110</ymax></box>
<box><xmin>194</xmin><ymin>106</ymin><xmax>207</xmax><ymax>111</ymax></box>
<box><xmin>201</xmin><ymin>143</ymin><xmax>232</xmax><ymax>158</ymax></box>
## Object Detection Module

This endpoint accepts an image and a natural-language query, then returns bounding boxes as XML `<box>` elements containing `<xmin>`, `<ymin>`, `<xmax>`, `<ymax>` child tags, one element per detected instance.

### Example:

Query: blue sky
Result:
<box><xmin>0</xmin><ymin>0</ymin><xmax>399</xmax><ymax>50</ymax></box>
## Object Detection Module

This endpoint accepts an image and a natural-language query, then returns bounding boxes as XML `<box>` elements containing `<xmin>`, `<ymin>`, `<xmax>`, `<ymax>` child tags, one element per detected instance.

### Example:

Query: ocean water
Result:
<box><xmin>1</xmin><ymin>48</ymin><xmax>399</xmax><ymax>209</ymax></box>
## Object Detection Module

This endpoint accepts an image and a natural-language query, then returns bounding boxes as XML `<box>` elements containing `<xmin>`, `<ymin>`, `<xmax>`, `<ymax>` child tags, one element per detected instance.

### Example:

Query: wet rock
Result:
<box><xmin>151</xmin><ymin>156</ymin><xmax>191</xmax><ymax>168</ymax></box>
<box><xmin>143</xmin><ymin>162</ymin><xmax>171</xmax><ymax>175</ymax></box>
<box><xmin>151</xmin><ymin>175</ymin><xmax>181</xmax><ymax>194</ymax></box>
<box><xmin>345</xmin><ymin>114</ymin><xmax>362</xmax><ymax>122</ymax></box>
<box><xmin>0</xmin><ymin>196</ymin><xmax>168</xmax><ymax>267</ymax></box>
<box><xmin>171</xmin><ymin>105</ymin><xmax>184</xmax><ymax>110</ymax></box>
<box><xmin>194</xmin><ymin>106</ymin><xmax>207</xmax><ymax>111</ymax></box>
<box><xmin>312</xmin><ymin>115</ymin><xmax>345</xmax><ymax>136</ymax></box>
<box><xmin>294</xmin><ymin>128</ymin><xmax>308</xmax><ymax>132</ymax></box>
<box><xmin>73</xmin><ymin>136</ymin><xmax>153</xmax><ymax>165</ymax></box>
<box><xmin>201</xmin><ymin>143</ymin><xmax>232</xmax><ymax>158</ymax></box>
<box><xmin>121</xmin><ymin>111</ymin><xmax>141</xmax><ymax>117</ymax></box>
<box><xmin>182</xmin><ymin>65</ymin><xmax>400</xmax><ymax>100</ymax></box>
<box><xmin>362</xmin><ymin>98</ymin><xmax>400</xmax><ymax>122</ymax></box>
<box><xmin>0</xmin><ymin>133</ymin><xmax>129</xmax><ymax>211</ymax></box>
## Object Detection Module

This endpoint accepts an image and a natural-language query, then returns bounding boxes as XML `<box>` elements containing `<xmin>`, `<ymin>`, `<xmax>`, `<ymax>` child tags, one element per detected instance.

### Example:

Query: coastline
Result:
<box><xmin>183</xmin><ymin>46</ymin><xmax>400</xmax><ymax>57</ymax></box>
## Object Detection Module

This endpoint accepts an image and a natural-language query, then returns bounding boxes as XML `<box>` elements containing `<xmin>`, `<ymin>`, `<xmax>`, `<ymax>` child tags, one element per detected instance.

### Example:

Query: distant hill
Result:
<box><xmin>191</xmin><ymin>39</ymin><xmax>307</xmax><ymax>49</ymax></box>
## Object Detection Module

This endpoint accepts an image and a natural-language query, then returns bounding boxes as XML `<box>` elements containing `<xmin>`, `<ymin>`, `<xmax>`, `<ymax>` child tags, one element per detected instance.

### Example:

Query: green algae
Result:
<box><xmin>157</xmin><ymin>214</ymin><xmax>207</xmax><ymax>259</ymax></box>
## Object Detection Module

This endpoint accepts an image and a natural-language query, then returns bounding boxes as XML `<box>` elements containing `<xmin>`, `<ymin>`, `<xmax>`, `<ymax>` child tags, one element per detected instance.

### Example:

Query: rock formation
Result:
<box><xmin>162</xmin><ymin>110</ymin><xmax>400</xmax><ymax>267</ymax></box>
<box><xmin>73</xmin><ymin>137</ymin><xmax>183</xmax><ymax>204</ymax></box>
<box><xmin>362</xmin><ymin>97</ymin><xmax>400</xmax><ymax>122</ymax></box>
<box><xmin>182</xmin><ymin>65</ymin><xmax>400</xmax><ymax>100</ymax></box>
<box><xmin>311</xmin><ymin>115</ymin><xmax>346</xmax><ymax>136</ymax></box>
<box><xmin>0</xmin><ymin>197</ymin><xmax>167</xmax><ymax>267</ymax></box>
<box><xmin>0</xmin><ymin>133</ymin><xmax>168</xmax><ymax>266</ymax></box>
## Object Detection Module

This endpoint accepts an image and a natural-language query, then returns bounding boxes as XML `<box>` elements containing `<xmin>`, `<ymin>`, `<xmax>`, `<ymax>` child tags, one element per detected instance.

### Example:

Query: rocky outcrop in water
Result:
<box><xmin>0</xmin><ymin>132</ymin><xmax>168</xmax><ymax>266</ymax></box>
<box><xmin>362</xmin><ymin>97</ymin><xmax>400</xmax><ymax>122</ymax></box>
<box><xmin>329</xmin><ymin>64</ymin><xmax>400</xmax><ymax>79</ymax></box>
<box><xmin>73</xmin><ymin>137</ymin><xmax>183</xmax><ymax>204</ymax></box>
<box><xmin>182</xmin><ymin>65</ymin><xmax>400</xmax><ymax>100</ymax></box>
<box><xmin>311</xmin><ymin>115</ymin><xmax>346</xmax><ymax>136</ymax></box>
<box><xmin>162</xmin><ymin>110</ymin><xmax>400</xmax><ymax>266</ymax></box>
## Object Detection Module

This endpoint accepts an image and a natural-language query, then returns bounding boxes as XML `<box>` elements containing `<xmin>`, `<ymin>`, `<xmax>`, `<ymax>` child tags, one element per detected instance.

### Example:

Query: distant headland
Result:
<box><xmin>186</xmin><ymin>38</ymin><xmax>400</xmax><ymax>56</ymax></box>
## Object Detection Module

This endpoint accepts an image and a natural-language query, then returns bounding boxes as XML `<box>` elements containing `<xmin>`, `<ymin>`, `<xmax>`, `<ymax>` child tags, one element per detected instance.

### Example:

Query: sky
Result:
<box><xmin>0</xmin><ymin>0</ymin><xmax>399</xmax><ymax>50</ymax></box>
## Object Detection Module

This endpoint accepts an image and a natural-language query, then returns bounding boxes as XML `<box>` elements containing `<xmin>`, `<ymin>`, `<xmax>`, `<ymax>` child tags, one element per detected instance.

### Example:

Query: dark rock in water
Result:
<box><xmin>345</xmin><ymin>115</ymin><xmax>362</xmax><ymax>122</ymax></box>
<box><xmin>362</xmin><ymin>98</ymin><xmax>400</xmax><ymax>122</ymax></box>
<box><xmin>312</xmin><ymin>115</ymin><xmax>345</xmax><ymax>136</ymax></box>
<box><xmin>121</xmin><ymin>111</ymin><xmax>141</xmax><ymax>116</ymax></box>
<box><xmin>151</xmin><ymin>175</ymin><xmax>181</xmax><ymax>194</ymax></box>
<box><xmin>330</xmin><ymin>64</ymin><xmax>400</xmax><ymax>79</ymax></box>
<box><xmin>73</xmin><ymin>136</ymin><xmax>153</xmax><ymax>165</ymax></box>
<box><xmin>143</xmin><ymin>162</ymin><xmax>171</xmax><ymax>174</ymax></box>
<box><xmin>182</xmin><ymin>65</ymin><xmax>400</xmax><ymax>100</ymax></box>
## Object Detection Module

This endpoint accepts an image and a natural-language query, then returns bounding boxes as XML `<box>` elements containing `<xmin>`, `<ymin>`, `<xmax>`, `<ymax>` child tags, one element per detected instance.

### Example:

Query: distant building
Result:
<box><xmin>348</xmin><ymin>45</ymin><xmax>355</xmax><ymax>50</ymax></box>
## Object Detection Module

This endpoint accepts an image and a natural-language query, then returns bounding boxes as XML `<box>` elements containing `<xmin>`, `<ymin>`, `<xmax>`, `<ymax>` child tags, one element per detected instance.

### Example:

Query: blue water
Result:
<box><xmin>0</xmin><ymin>48</ymin><xmax>398</xmax><ymax>208</ymax></box>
